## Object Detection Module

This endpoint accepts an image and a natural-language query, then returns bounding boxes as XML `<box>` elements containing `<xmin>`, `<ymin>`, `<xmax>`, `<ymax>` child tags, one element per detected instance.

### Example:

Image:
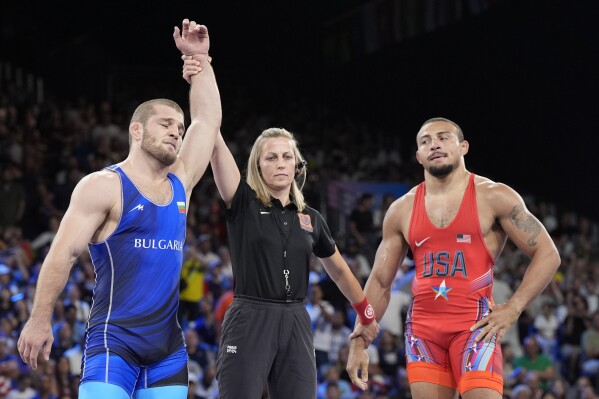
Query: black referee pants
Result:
<box><xmin>216</xmin><ymin>297</ymin><xmax>316</xmax><ymax>399</ymax></box>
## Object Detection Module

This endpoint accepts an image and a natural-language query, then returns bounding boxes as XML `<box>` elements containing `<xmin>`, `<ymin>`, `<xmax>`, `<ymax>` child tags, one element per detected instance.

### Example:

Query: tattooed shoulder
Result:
<box><xmin>510</xmin><ymin>204</ymin><xmax>541</xmax><ymax>247</ymax></box>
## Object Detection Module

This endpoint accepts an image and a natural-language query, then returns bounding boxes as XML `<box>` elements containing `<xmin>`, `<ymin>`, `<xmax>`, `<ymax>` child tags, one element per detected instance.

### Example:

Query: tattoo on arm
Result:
<box><xmin>510</xmin><ymin>204</ymin><xmax>541</xmax><ymax>247</ymax></box>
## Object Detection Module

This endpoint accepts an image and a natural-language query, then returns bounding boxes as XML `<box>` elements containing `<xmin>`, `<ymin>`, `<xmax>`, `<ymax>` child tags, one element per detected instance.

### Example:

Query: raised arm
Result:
<box><xmin>18</xmin><ymin>172</ymin><xmax>117</xmax><ymax>369</ymax></box>
<box><xmin>182</xmin><ymin>57</ymin><xmax>240</xmax><ymax>207</ymax></box>
<box><xmin>211</xmin><ymin>133</ymin><xmax>241</xmax><ymax>208</ymax></box>
<box><xmin>172</xmin><ymin>19</ymin><xmax>222</xmax><ymax>193</ymax></box>
<box><xmin>346</xmin><ymin>199</ymin><xmax>410</xmax><ymax>389</ymax></box>
<box><xmin>472</xmin><ymin>184</ymin><xmax>561</xmax><ymax>342</ymax></box>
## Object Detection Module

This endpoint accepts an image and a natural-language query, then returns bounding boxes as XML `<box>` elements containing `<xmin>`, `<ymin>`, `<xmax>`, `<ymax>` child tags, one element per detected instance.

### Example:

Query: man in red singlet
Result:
<box><xmin>347</xmin><ymin>118</ymin><xmax>561</xmax><ymax>399</ymax></box>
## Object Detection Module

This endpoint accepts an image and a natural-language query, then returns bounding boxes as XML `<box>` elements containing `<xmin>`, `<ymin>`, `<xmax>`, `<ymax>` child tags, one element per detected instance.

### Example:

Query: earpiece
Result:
<box><xmin>295</xmin><ymin>160</ymin><xmax>307</xmax><ymax>177</ymax></box>
<box><xmin>297</xmin><ymin>160</ymin><xmax>307</xmax><ymax>169</ymax></box>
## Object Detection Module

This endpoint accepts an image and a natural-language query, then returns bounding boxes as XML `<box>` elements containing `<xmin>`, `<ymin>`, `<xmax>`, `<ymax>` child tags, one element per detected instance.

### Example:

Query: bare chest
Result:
<box><xmin>134</xmin><ymin>181</ymin><xmax>173</xmax><ymax>205</ymax></box>
<box><xmin>422</xmin><ymin>190</ymin><xmax>504</xmax><ymax>257</ymax></box>
<box><xmin>424</xmin><ymin>195</ymin><xmax>462</xmax><ymax>228</ymax></box>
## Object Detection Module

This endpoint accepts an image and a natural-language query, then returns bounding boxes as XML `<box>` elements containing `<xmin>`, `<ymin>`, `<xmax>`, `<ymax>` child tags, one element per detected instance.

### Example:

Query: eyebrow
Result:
<box><xmin>419</xmin><ymin>130</ymin><xmax>452</xmax><ymax>140</ymax></box>
<box><xmin>157</xmin><ymin>118</ymin><xmax>185</xmax><ymax>133</ymax></box>
<box><xmin>264</xmin><ymin>151</ymin><xmax>294</xmax><ymax>156</ymax></box>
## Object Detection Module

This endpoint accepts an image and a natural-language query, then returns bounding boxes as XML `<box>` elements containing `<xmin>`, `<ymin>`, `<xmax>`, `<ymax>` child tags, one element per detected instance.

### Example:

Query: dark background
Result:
<box><xmin>2</xmin><ymin>0</ymin><xmax>598</xmax><ymax>218</ymax></box>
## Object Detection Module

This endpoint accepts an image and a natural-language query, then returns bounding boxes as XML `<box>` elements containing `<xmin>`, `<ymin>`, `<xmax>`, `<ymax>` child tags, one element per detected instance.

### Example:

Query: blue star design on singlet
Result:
<box><xmin>432</xmin><ymin>279</ymin><xmax>452</xmax><ymax>300</ymax></box>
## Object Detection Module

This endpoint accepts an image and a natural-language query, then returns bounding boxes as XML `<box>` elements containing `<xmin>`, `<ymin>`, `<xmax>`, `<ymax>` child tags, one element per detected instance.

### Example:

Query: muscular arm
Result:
<box><xmin>346</xmin><ymin>199</ymin><xmax>409</xmax><ymax>389</ymax></box>
<box><xmin>19</xmin><ymin>172</ymin><xmax>116</xmax><ymax>368</ymax></box>
<box><xmin>473</xmin><ymin>184</ymin><xmax>561</xmax><ymax>341</ymax></box>
<box><xmin>176</xmin><ymin>58</ymin><xmax>221</xmax><ymax>193</ymax></box>
<box><xmin>363</xmin><ymin>200</ymin><xmax>410</xmax><ymax>326</ymax></box>
<box><xmin>500</xmin><ymin>196</ymin><xmax>560</xmax><ymax>312</ymax></box>
<box><xmin>172</xmin><ymin>21</ymin><xmax>222</xmax><ymax>194</ymax></box>
<box><xmin>180</xmin><ymin>53</ymin><xmax>239</xmax><ymax>207</ymax></box>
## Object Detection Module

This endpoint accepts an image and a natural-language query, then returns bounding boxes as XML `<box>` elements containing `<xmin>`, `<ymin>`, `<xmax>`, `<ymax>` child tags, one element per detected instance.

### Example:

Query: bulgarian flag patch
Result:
<box><xmin>177</xmin><ymin>201</ymin><xmax>186</xmax><ymax>213</ymax></box>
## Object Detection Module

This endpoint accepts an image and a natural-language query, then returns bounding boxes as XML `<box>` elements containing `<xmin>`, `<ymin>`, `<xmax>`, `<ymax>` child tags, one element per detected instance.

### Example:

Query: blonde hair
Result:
<box><xmin>246</xmin><ymin>128</ymin><xmax>307</xmax><ymax>211</ymax></box>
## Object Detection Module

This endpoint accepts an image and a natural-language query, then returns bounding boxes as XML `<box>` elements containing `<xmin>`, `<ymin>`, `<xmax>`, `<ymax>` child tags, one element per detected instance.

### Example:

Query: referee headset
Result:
<box><xmin>294</xmin><ymin>159</ymin><xmax>307</xmax><ymax>190</ymax></box>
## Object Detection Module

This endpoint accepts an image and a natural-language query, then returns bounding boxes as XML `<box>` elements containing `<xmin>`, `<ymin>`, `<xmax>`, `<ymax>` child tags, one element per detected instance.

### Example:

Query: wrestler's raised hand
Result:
<box><xmin>173</xmin><ymin>19</ymin><xmax>210</xmax><ymax>56</ymax></box>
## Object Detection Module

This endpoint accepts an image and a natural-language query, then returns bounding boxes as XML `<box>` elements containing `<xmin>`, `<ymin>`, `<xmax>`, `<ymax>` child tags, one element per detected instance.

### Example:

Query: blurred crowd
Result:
<box><xmin>1</xmin><ymin>80</ymin><xmax>599</xmax><ymax>399</ymax></box>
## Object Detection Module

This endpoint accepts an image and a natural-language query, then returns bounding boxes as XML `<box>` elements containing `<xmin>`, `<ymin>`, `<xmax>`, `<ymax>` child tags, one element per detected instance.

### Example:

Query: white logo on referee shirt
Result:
<box><xmin>227</xmin><ymin>345</ymin><xmax>237</xmax><ymax>354</ymax></box>
<box><xmin>260</xmin><ymin>211</ymin><xmax>271</xmax><ymax>215</ymax></box>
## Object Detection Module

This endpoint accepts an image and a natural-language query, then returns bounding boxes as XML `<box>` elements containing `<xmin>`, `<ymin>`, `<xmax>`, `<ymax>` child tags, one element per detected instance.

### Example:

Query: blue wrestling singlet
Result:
<box><xmin>82</xmin><ymin>165</ymin><xmax>187</xmax><ymax>371</ymax></box>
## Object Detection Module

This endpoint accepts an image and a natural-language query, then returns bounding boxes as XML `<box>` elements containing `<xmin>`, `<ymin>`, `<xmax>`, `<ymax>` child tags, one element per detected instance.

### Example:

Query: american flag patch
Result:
<box><xmin>457</xmin><ymin>234</ymin><xmax>471</xmax><ymax>243</ymax></box>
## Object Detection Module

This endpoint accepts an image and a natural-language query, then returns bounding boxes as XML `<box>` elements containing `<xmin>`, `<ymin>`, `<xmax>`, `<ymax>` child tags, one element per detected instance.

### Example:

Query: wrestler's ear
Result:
<box><xmin>415</xmin><ymin>151</ymin><xmax>423</xmax><ymax>165</ymax></box>
<box><xmin>129</xmin><ymin>122</ymin><xmax>143</xmax><ymax>143</ymax></box>
<box><xmin>460</xmin><ymin>139</ymin><xmax>469</xmax><ymax>156</ymax></box>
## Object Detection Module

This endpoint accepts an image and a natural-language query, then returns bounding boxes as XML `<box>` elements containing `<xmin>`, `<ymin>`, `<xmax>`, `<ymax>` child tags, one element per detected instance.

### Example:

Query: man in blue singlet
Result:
<box><xmin>17</xmin><ymin>19</ymin><xmax>221</xmax><ymax>399</ymax></box>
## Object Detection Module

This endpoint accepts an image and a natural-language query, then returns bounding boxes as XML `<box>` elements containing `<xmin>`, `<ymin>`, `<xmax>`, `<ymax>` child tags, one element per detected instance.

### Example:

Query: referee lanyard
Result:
<box><xmin>272</xmin><ymin>209</ymin><xmax>297</xmax><ymax>302</ymax></box>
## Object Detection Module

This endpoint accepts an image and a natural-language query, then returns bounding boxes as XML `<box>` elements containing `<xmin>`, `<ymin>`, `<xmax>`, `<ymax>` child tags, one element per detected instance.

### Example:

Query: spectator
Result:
<box><xmin>514</xmin><ymin>335</ymin><xmax>556</xmax><ymax>391</ymax></box>
<box><xmin>179</xmin><ymin>244</ymin><xmax>206</xmax><ymax>326</ymax></box>
<box><xmin>306</xmin><ymin>284</ymin><xmax>334</xmax><ymax>332</ymax></box>
<box><xmin>34</xmin><ymin>373</ymin><xmax>59</xmax><ymax>399</ymax></box>
<box><xmin>194</xmin><ymin>364</ymin><xmax>218</xmax><ymax>399</ymax></box>
<box><xmin>0</xmin><ymin>359</ymin><xmax>20</xmax><ymax>398</ymax></box>
<box><xmin>316</xmin><ymin>365</ymin><xmax>352</xmax><ymax>399</ymax></box>
<box><xmin>547</xmin><ymin>377</ymin><xmax>570</xmax><ymax>399</ymax></box>
<box><xmin>63</xmin><ymin>284</ymin><xmax>89</xmax><ymax>325</ymax></box>
<box><xmin>0</xmin><ymin>164</ymin><xmax>25</xmax><ymax>230</ymax></box>
<box><xmin>193</xmin><ymin>298</ymin><xmax>218</xmax><ymax>347</ymax></box>
<box><xmin>6</xmin><ymin>374</ymin><xmax>36</xmax><ymax>399</ymax></box>
<box><xmin>376</xmin><ymin>330</ymin><xmax>404</xmax><ymax>380</ymax></box>
<box><xmin>51</xmin><ymin>304</ymin><xmax>85</xmax><ymax>347</ymax></box>
<box><xmin>313</xmin><ymin>309</ymin><xmax>352</xmax><ymax>373</ymax></box>
<box><xmin>54</xmin><ymin>357</ymin><xmax>74</xmax><ymax>399</ymax></box>
<box><xmin>213</xmin><ymin>289</ymin><xmax>233</xmax><ymax>341</ymax></box>
<box><xmin>197</xmin><ymin>234</ymin><xmax>219</xmax><ymax>268</ymax></box>
<box><xmin>184</xmin><ymin>328</ymin><xmax>216</xmax><ymax>372</ymax></box>
<box><xmin>574</xmin><ymin>376</ymin><xmax>599</xmax><ymax>399</ymax></box>
<box><xmin>342</xmin><ymin>242</ymin><xmax>371</xmax><ymax>285</ymax></box>
<box><xmin>324</xmin><ymin>381</ymin><xmax>340</xmax><ymax>399</ymax></box>
<box><xmin>186</xmin><ymin>373</ymin><xmax>202</xmax><ymax>399</ymax></box>
<box><xmin>560</xmin><ymin>292</ymin><xmax>589</xmax><ymax>383</ymax></box>
<box><xmin>581</xmin><ymin>311</ymin><xmax>599</xmax><ymax>391</ymax></box>
<box><xmin>534</xmin><ymin>301</ymin><xmax>559</xmax><ymax>358</ymax></box>
<box><xmin>348</xmin><ymin>193</ymin><xmax>375</xmax><ymax>262</ymax></box>
<box><xmin>512</xmin><ymin>383</ymin><xmax>532</xmax><ymax>399</ymax></box>
<box><xmin>502</xmin><ymin>342</ymin><xmax>520</xmax><ymax>397</ymax></box>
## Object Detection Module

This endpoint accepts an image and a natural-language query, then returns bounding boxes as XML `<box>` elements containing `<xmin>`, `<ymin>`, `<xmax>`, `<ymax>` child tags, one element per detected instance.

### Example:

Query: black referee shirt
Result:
<box><xmin>225</xmin><ymin>180</ymin><xmax>336</xmax><ymax>301</ymax></box>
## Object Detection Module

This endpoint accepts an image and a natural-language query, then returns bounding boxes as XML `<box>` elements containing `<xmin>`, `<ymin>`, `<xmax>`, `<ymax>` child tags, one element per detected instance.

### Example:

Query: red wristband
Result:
<box><xmin>352</xmin><ymin>297</ymin><xmax>375</xmax><ymax>325</ymax></box>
